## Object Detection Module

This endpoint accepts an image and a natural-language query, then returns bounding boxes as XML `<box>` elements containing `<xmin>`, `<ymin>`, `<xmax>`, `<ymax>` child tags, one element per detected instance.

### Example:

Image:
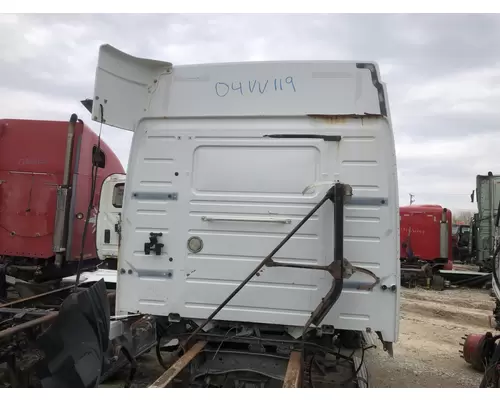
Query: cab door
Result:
<box><xmin>96</xmin><ymin>173</ymin><xmax>126</xmax><ymax>261</ymax></box>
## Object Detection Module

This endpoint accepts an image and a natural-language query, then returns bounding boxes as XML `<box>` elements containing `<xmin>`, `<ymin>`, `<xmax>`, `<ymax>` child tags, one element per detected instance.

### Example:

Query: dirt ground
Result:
<box><xmin>105</xmin><ymin>286</ymin><xmax>494</xmax><ymax>388</ymax></box>
<box><xmin>366</xmin><ymin>286</ymin><xmax>494</xmax><ymax>388</ymax></box>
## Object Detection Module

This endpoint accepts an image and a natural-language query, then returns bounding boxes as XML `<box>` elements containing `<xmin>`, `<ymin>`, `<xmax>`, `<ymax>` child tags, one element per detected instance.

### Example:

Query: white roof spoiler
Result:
<box><xmin>91</xmin><ymin>44</ymin><xmax>388</xmax><ymax>132</ymax></box>
<box><xmin>92</xmin><ymin>44</ymin><xmax>173</xmax><ymax>131</ymax></box>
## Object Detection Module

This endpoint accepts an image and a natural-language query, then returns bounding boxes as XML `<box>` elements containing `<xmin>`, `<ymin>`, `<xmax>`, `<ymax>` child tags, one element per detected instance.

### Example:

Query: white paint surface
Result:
<box><xmin>91</xmin><ymin>44</ymin><xmax>400</xmax><ymax>342</ymax></box>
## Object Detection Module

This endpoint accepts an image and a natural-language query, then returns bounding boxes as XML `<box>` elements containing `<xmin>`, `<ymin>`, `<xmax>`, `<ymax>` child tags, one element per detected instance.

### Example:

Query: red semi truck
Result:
<box><xmin>400</xmin><ymin>204</ymin><xmax>453</xmax><ymax>269</ymax></box>
<box><xmin>0</xmin><ymin>115</ymin><xmax>125</xmax><ymax>296</ymax></box>
<box><xmin>400</xmin><ymin>204</ymin><xmax>453</xmax><ymax>288</ymax></box>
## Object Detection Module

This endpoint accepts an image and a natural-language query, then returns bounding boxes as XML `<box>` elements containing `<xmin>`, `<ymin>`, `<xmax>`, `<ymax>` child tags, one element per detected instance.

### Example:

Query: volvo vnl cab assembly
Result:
<box><xmin>91</xmin><ymin>45</ymin><xmax>400</xmax><ymax>388</ymax></box>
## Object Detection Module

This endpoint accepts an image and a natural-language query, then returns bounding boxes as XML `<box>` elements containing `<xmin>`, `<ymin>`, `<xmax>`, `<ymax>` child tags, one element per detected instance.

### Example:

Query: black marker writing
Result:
<box><xmin>215</xmin><ymin>76</ymin><xmax>296</xmax><ymax>97</ymax></box>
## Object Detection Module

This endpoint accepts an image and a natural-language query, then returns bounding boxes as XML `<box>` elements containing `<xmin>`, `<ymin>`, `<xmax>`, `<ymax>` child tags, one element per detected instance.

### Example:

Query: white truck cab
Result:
<box><xmin>92</xmin><ymin>45</ymin><xmax>400</xmax><ymax>352</ymax></box>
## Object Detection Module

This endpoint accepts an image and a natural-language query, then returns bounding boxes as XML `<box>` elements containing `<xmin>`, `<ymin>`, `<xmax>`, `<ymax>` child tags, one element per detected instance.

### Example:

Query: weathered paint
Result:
<box><xmin>0</xmin><ymin>119</ymin><xmax>124</xmax><ymax>262</ymax></box>
<box><xmin>307</xmin><ymin>114</ymin><xmax>381</xmax><ymax>125</ymax></box>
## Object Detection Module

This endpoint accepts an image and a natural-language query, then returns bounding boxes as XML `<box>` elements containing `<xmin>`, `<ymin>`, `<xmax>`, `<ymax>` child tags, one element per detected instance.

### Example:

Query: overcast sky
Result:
<box><xmin>1</xmin><ymin>13</ymin><xmax>498</xmax><ymax>213</ymax></box>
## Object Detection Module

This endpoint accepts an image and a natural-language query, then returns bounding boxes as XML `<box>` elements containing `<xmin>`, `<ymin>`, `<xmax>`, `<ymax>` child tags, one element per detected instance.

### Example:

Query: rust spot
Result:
<box><xmin>307</xmin><ymin>114</ymin><xmax>381</xmax><ymax>125</ymax></box>
<box><xmin>308</xmin><ymin>114</ymin><xmax>350</xmax><ymax>124</ymax></box>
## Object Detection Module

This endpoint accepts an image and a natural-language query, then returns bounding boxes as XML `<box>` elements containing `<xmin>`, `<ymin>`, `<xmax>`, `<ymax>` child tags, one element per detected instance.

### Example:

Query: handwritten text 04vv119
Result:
<box><xmin>215</xmin><ymin>77</ymin><xmax>296</xmax><ymax>98</ymax></box>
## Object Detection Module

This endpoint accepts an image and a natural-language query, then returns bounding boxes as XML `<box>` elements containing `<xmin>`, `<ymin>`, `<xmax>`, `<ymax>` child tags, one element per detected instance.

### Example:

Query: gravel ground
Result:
<box><xmin>366</xmin><ymin>287</ymin><xmax>494</xmax><ymax>388</ymax></box>
<box><xmin>104</xmin><ymin>286</ymin><xmax>494</xmax><ymax>388</ymax></box>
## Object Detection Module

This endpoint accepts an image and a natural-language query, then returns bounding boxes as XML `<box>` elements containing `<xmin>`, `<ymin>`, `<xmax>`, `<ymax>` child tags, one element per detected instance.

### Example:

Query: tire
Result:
<box><xmin>431</xmin><ymin>275</ymin><xmax>445</xmax><ymax>291</ymax></box>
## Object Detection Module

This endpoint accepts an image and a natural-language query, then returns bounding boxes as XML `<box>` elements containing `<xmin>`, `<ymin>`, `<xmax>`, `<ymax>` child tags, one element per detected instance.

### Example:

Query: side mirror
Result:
<box><xmin>470</xmin><ymin>190</ymin><xmax>474</xmax><ymax>203</ymax></box>
<box><xmin>92</xmin><ymin>146</ymin><xmax>106</xmax><ymax>168</ymax></box>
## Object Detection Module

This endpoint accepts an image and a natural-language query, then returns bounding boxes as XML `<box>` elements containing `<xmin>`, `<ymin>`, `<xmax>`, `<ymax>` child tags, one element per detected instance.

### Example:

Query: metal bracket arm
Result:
<box><xmin>266</xmin><ymin>259</ymin><xmax>380</xmax><ymax>291</ymax></box>
<box><xmin>182</xmin><ymin>183</ymin><xmax>355</xmax><ymax>347</ymax></box>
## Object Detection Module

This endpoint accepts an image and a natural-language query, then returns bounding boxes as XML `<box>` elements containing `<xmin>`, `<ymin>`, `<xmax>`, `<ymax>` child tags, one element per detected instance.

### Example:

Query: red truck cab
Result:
<box><xmin>0</xmin><ymin>116</ymin><xmax>125</xmax><ymax>283</ymax></box>
<box><xmin>400</xmin><ymin>204</ymin><xmax>453</xmax><ymax>270</ymax></box>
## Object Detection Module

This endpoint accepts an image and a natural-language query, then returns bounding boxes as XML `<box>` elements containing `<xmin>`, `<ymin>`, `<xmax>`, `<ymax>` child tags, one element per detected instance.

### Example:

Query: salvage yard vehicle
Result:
<box><xmin>399</xmin><ymin>205</ymin><xmax>452</xmax><ymax>289</ymax></box>
<box><xmin>87</xmin><ymin>44</ymin><xmax>400</xmax><ymax>388</ymax></box>
<box><xmin>0</xmin><ymin>117</ymin><xmax>125</xmax><ymax>300</ymax></box>
<box><xmin>466</xmin><ymin>173</ymin><xmax>500</xmax><ymax>272</ymax></box>
<box><xmin>460</xmin><ymin>173</ymin><xmax>500</xmax><ymax>387</ymax></box>
<box><xmin>459</xmin><ymin>235</ymin><xmax>500</xmax><ymax>387</ymax></box>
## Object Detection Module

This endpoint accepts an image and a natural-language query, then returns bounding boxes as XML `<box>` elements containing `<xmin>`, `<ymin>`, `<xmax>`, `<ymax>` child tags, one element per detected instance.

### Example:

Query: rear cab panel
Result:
<box><xmin>92</xmin><ymin>45</ymin><xmax>400</xmax><ymax>343</ymax></box>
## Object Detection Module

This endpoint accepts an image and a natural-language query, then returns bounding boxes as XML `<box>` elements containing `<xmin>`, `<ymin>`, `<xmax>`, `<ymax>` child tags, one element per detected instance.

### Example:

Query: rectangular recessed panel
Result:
<box><xmin>192</xmin><ymin>145</ymin><xmax>320</xmax><ymax>195</ymax></box>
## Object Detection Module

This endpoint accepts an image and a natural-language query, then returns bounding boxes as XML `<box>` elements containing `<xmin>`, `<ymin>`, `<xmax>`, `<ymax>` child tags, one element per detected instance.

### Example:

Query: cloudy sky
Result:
<box><xmin>1</xmin><ymin>13</ymin><xmax>498</xmax><ymax>213</ymax></box>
